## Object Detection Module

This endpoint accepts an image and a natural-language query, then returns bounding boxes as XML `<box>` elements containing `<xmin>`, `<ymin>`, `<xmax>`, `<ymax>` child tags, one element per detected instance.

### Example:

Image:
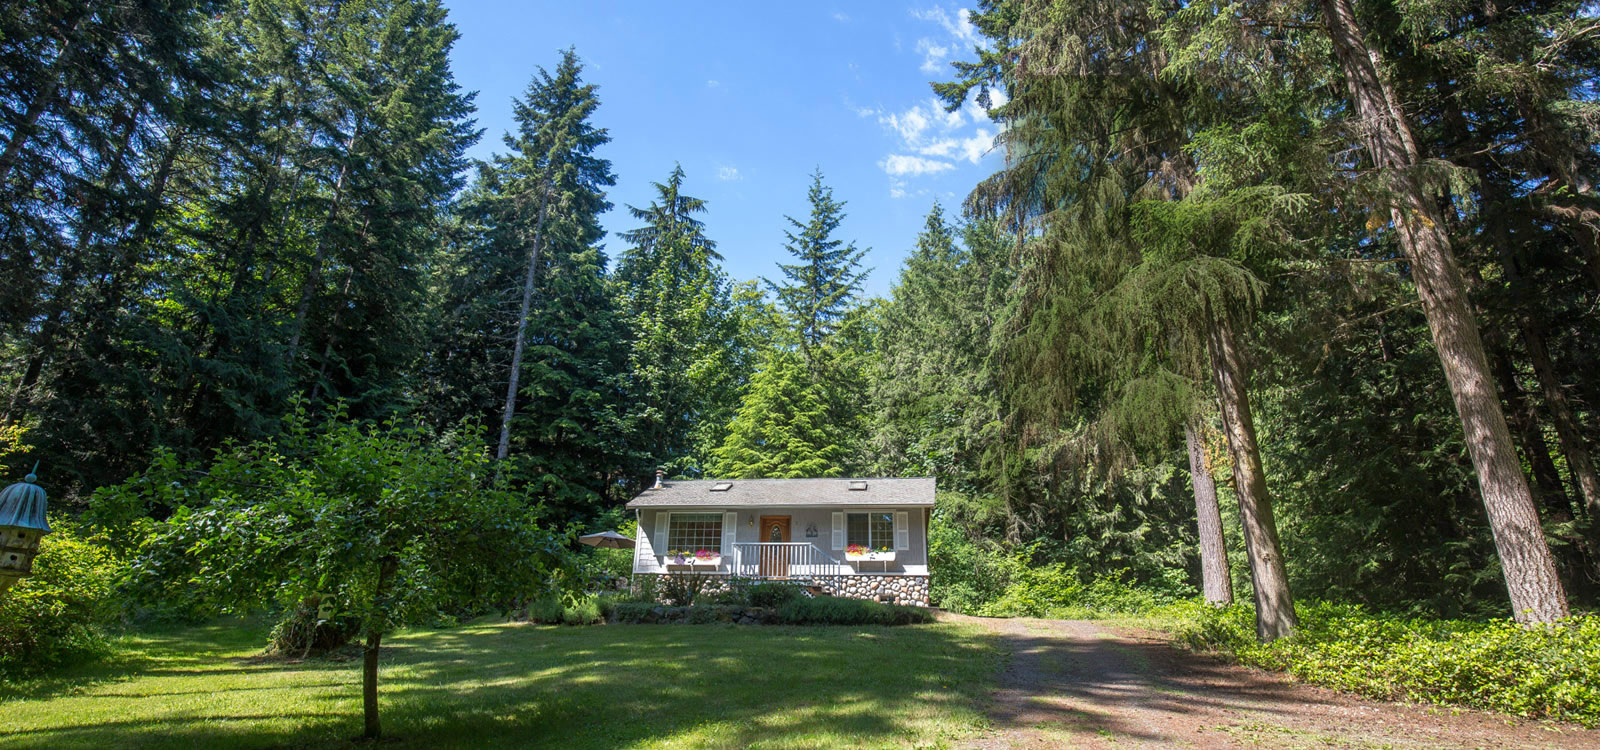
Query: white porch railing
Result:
<box><xmin>732</xmin><ymin>542</ymin><xmax>845</xmax><ymax>578</ymax></box>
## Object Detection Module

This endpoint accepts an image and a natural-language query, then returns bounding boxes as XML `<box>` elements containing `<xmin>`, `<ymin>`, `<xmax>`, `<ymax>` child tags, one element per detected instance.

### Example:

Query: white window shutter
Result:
<box><xmin>831</xmin><ymin>512</ymin><xmax>845</xmax><ymax>550</ymax></box>
<box><xmin>895</xmin><ymin>511</ymin><xmax>910</xmax><ymax>550</ymax></box>
<box><xmin>655</xmin><ymin>512</ymin><xmax>670</xmax><ymax>552</ymax></box>
<box><xmin>721</xmin><ymin>512</ymin><xmax>736</xmax><ymax>554</ymax></box>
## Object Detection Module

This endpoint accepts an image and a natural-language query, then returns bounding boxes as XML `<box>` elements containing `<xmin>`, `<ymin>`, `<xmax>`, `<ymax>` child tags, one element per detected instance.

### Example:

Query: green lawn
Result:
<box><xmin>0</xmin><ymin>618</ymin><xmax>1000</xmax><ymax>749</ymax></box>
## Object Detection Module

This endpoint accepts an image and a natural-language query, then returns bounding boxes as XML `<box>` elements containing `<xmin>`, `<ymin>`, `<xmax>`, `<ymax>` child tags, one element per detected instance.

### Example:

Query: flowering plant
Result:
<box><xmin>846</xmin><ymin>544</ymin><xmax>868</xmax><ymax>555</ymax></box>
<box><xmin>666</xmin><ymin>549</ymin><xmax>719</xmax><ymax>564</ymax></box>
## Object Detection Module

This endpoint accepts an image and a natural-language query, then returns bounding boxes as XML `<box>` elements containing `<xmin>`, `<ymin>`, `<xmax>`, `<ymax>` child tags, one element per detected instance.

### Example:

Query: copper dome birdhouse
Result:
<box><xmin>0</xmin><ymin>467</ymin><xmax>50</xmax><ymax>593</ymax></box>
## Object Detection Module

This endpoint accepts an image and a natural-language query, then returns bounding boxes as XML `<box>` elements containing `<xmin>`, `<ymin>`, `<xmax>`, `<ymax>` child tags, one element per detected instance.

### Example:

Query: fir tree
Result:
<box><xmin>710</xmin><ymin>347</ymin><xmax>849</xmax><ymax>479</ymax></box>
<box><xmin>613</xmin><ymin>166</ymin><xmax>758</xmax><ymax>477</ymax></box>
<box><xmin>766</xmin><ymin>169</ymin><xmax>868</xmax><ymax>359</ymax></box>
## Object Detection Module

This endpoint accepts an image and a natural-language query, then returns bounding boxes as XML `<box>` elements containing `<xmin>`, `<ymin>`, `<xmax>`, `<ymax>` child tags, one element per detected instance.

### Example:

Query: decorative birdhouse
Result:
<box><xmin>0</xmin><ymin>468</ymin><xmax>50</xmax><ymax>593</ymax></box>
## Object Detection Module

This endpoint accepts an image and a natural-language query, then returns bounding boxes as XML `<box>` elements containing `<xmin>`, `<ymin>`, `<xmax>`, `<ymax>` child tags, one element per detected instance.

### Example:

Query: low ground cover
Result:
<box><xmin>1174</xmin><ymin>601</ymin><xmax>1600</xmax><ymax>726</ymax></box>
<box><xmin>0</xmin><ymin>617</ymin><xmax>998</xmax><ymax>749</ymax></box>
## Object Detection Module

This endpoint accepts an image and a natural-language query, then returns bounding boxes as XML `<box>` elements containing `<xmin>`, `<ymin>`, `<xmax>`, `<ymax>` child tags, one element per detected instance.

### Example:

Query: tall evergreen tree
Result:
<box><xmin>767</xmin><ymin>170</ymin><xmax>869</xmax><ymax>359</ymax></box>
<box><xmin>488</xmin><ymin>49</ymin><xmax>614</xmax><ymax>464</ymax></box>
<box><xmin>614</xmin><ymin>166</ymin><xmax>759</xmax><ymax>476</ymax></box>
<box><xmin>711</xmin><ymin>347</ymin><xmax>849</xmax><ymax>479</ymax></box>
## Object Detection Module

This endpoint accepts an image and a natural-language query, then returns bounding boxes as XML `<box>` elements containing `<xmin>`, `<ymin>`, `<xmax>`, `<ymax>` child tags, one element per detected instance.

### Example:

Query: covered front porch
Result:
<box><xmin>660</xmin><ymin>541</ymin><xmax>900</xmax><ymax>578</ymax></box>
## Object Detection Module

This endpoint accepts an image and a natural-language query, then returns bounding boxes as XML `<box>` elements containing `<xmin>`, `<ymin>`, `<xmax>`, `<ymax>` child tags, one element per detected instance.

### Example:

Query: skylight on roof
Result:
<box><xmin>848</xmin><ymin>481</ymin><xmax>868</xmax><ymax>491</ymax></box>
<box><xmin>710</xmin><ymin>482</ymin><xmax>734</xmax><ymax>492</ymax></box>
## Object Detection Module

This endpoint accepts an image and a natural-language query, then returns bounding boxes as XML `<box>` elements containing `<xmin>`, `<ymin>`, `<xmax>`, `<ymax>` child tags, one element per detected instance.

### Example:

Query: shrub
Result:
<box><xmin>610</xmin><ymin>602</ymin><xmax>656</xmax><ymax>623</ymax></box>
<box><xmin>776</xmin><ymin>596</ymin><xmax>935</xmax><ymax>626</ymax></box>
<box><xmin>526</xmin><ymin>595</ymin><xmax>566</xmax><ymax>624</ymax></box>
<box><xmin>562</xmin><ymin>595</ymin><xmax>602</xmax><ymax>626</ymax></box>
<box><xmin>1178</xmin><ymin>602</ymin><xmax>1600</xmax><ymax>726</ymax></box>
<box><xmin>746</xmin><ymin>582</ymin><xmax>804</xmax><ymax>608</ymax></box>
<box><xmin>660</xmin><ymin>573</ymin><xmax>710</xmax><ymax>607</ymax></box>
<box><xmin>0</xmin><ymin>520</ymin><xmax>123</xmax><ymax>676</ymax></box>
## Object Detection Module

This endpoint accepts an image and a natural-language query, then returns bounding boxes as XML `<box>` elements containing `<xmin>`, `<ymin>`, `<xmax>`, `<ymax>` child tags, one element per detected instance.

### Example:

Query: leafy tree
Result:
<box><xmin>120</xmin><ymin>409</ymin><xmax>568</xmax><ymax>739</ymax></box>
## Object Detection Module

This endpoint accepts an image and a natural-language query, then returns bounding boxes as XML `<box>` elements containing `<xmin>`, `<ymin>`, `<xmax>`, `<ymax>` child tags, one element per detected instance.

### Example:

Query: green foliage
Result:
<box><xmin>745</xmin><ymin>582</ymin><xmax>806</xmax><ymax>609</ymax></box>
<box><xmin>710</xmin><ymin>347</ymin><xmax>851</xmax><ymax>478</ymax></box>
<box><xmin>613</xmin><ymin>166</ymin><xmax>762</xmax><ymax>476</ymax></box>
<box><xmin>659</xmin><ymin>572</ymin><xmax>711</xmax><ymax>607</ymax></box>
<box><xmin>1179</xmin><ymin>603</ymin><xmax>1600</xmax><ymax>726</ymax></box>
<box><xmin>112</xmin><ymin>407</ymin><xmax>570</xmax><ymax>641</ymax></box>
<box><xmin>767</xmin><ymin>169</ymin><xmax>869</xmax><ymax>354</ymax></box>
<box><xmin>774</xmin><ymin>597</ymin><xmax>935</xmax><ymax>626</ymax></box>
<box><xmin>0</xmin><ymin>521</ymin><xmax>122</xmax><ymax>677</ymax></box>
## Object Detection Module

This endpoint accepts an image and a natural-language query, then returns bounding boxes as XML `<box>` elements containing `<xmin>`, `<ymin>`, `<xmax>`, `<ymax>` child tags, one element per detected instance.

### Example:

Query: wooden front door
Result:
<box><xmin>758</xmin><ymin>516</ymin><xmax>791</xmax><ymax>578</ymax></box>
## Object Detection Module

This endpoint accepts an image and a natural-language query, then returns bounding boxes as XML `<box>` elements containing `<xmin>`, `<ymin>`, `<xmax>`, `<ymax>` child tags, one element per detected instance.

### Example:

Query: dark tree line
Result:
<box><xmin>4</xmin><ymin>0</ymin><xmax>1598</xmax><ymax>637</ymax></box>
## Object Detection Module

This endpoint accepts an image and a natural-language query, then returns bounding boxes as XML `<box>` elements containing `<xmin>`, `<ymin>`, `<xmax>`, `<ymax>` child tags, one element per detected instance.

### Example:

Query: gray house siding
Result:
<box><xmin>632</xmin><ymin>505</ymin><xmax>930</xmax><ymax>576</ymax></box>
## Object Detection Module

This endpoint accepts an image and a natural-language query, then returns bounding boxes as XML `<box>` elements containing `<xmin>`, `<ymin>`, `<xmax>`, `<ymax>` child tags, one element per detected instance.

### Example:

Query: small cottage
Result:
<box><xmin>627</xmin><ymin>476</ymin><xmax>934</xmax><ymax>606</ymax></box>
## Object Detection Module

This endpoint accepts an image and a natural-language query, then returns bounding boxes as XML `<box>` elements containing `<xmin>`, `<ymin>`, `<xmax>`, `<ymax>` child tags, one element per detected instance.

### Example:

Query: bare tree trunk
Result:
<box><xmin>1490</xmin><ymin>345</ymin><xmax>1571</xmax><ymax>513</ymax></box>
<box><xmin>1207</xmin><ymin>313</ymin><xmax>1295</xmax><ymax>640</ymax></box>
<box><xmin>1521</xmin><ymin>319</ymin><xmax>1600</xmax><ymax>516</ymax></box>
<box><xmin>362</xmin><ymin>555</ymin><xmax>397</xmax><ymax>740</ymax></box>
<box><xmin>288</xmin><ymin>130</ymin><xmax>360</xmax><ymax>358</ymax></box>
<box><xmin>496</xmin><ymin>188</ymin><xmax>554</xmax><ymax>461</ymax></box>
<box><xmin>1186</xmin><ymin>419</ymin><xmax>1233</xmax><ymax>605</ymax></box>
<box><xmin>1320</xmin><ymin>0</ymin><xmax>1569</xmax><ymax>623</ymax></box>
<box><xmin>361</xmin><ymin>628</ymin><xmax>383</xmax><ymax>739</ymax></box>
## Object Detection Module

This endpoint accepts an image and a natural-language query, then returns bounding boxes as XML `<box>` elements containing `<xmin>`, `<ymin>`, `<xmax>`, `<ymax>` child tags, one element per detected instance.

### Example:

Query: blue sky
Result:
<box><xmin>441</xmin><ymin>1</ymin><xmax>1004</xmax><ymax>297</ymax></box>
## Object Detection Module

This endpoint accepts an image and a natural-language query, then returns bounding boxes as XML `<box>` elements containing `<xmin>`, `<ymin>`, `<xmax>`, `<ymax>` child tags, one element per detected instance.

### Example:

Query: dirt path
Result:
<box><xmin>955</xmin><ymin>614</ymin><xmax>1600</xmax><ymax>749</ymax></box>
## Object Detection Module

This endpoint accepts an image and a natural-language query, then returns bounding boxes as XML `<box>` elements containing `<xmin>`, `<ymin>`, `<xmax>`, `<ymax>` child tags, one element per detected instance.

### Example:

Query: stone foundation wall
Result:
<box><xmin>631</xmin><ymin>573</ymin><xmax>929</xmax><ymax>607</ymax></box>
<box><xmin>807</xmin><ymin>575</ymin><xmax>929</xmax><ymax>606</ymax></box>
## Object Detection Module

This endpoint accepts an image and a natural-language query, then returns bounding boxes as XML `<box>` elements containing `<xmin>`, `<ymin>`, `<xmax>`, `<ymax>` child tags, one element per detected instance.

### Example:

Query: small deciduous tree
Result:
<box><xmin>122</xmin><ymin>408</ymin><xmax>568</xmax><ymax>740</ymax></box>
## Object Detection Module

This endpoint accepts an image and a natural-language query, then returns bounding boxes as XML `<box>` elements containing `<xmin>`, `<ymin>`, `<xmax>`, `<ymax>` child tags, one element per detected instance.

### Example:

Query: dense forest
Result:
<box><xmin>3</xmin><ymin>0</ymin><xmax>1598</xmax><ymax>654</ymax></box>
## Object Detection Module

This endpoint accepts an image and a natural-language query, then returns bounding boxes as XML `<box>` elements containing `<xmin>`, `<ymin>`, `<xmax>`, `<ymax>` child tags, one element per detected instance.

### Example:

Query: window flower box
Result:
<box><xmin>664</xmin><ymin>549</ymin><xmax>721</xmax><ymax>567</ymax></box>
<box><xmin>845</xmin><ymin>544</ymin><xmax>895</xmax><ymax>563</ymax></box>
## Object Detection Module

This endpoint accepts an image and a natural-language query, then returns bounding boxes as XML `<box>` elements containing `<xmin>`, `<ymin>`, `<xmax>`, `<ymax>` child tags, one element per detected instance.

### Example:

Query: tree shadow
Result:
<box><xmin>1</xmin><ymin>619</ymin><xmax>1004</xmax><ymax>749</ymax></box>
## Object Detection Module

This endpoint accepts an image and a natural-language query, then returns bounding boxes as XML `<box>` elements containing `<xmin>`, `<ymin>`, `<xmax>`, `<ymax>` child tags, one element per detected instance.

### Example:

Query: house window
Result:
<box><xmin>666</xmin><ymin>513</ymin><xmax>723</xmax><ymax>555</ymax></box>
<box><xmin>846</xmin><ymin>512</ymin><xmax>894</xmax><ymax>551</ymax></box>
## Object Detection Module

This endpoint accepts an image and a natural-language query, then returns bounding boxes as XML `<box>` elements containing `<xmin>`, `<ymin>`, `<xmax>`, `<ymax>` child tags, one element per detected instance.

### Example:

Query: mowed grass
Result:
<box><xmin>0</xmin><ymin>617</ymin><xmax>1000</xmax><ymax>749</ymax></box>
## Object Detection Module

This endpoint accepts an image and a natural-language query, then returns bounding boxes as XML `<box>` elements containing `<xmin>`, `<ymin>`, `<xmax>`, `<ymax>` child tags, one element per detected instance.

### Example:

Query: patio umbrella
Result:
<box><xmin>578</xmin><ymin>530</ymin><xmax>635</xmax><ymax>549</ymax></box>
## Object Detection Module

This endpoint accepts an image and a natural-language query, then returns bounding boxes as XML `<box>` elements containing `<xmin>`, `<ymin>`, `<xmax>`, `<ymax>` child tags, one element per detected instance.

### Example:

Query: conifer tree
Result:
<box><xmin>489</xmin><ymin>49</ymin><xmax>614</xmax><ymax>463</ymax></box>
<box><xmin>614</xmin><ymin>166</ymin><xmax>758</xmax><ymax>476</ymax></box>
<box><xmin>711</xmin><ymin>347</ymin><xmax>849</xmax><ymax>479</ymax></box>
<box><xmin>767</xmin><ymin>170</ymin><xmax>869</xmax><ymax>360</ymax></box>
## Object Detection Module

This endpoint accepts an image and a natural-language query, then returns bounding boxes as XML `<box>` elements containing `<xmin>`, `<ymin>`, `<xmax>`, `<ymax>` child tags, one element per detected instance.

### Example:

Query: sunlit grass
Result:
<box><xmin>0</xmin><ymin>617</ymin><xmax>999</xmax><ymax>749</ymax></box>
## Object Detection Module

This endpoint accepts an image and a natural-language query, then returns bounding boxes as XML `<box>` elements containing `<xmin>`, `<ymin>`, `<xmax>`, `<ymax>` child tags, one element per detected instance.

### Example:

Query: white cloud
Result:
<box><xmin>717</xmin><ymin>166</ymin><xmax>742</xmax><ymax>181</ymax></box>
<box><xmin>916</xmin><ymin>38</ymin><xmax>950</xmax><ymax>73</ymax></box>
<box><xmin>958</xmin><ymin>129</ymin><xmax>993</xmax><ymax>163</ymax></box>
<box><xmin>706</xmin><ymin>80</ymin><xmax>721</xmax><ymax>88</ymax></box>
<box><xmin>879</xmin><ymin>154</ymin><xmax>956</xmax><ymax>177</ymax></box>
<box><xmin>832</xmin><ymin>11</ymin><xmax>849</xmax><ymax>22</ymax></box>
<box><xmin>912</xmin><ymin>7</ymin><xmax>981</xmax><ymax>45</ymax></box>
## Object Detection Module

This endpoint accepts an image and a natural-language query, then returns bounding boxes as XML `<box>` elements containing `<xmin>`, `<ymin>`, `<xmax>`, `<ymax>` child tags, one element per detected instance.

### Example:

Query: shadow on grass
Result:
<box><xmin>0</xmin><ymin>619</ymin><xmax>1003</xmax><ymax>749</ymax></box>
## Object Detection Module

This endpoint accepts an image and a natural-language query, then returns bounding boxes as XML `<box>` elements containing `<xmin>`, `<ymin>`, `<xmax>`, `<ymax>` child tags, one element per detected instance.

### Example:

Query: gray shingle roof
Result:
<box><xmin>625</xmin><ymin>477</ymin><xmax>935</xmax><ymax>509</ymax></box>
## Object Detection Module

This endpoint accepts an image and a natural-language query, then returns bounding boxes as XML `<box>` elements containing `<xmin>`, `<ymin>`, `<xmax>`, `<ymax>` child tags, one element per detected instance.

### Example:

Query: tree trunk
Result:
<box><xmin>496</xmin><ymin>186</ymin><xmax>554</xmax><ymax>462</ymax></box>
<box><xmin>1186</xmin><ymin>419</ymin><xmax>1233</xmax><ymax>604</ymax></box>
<box><xmin>362</xmin><ymin>628</ymin><xmax>383</xmax><ymax>739</ymax></box>
<box><xmin>1320</xmin><ymin>0</ymin><xmax>1569</xmax><ymax>623</ymax></box>
<box><xmin>0</xmin><ymin>19</ymin><xmax>79</xmax><ymax>185</ymax></box>
<box><xmin>362</xmin><ymin>554</ymin><xmax>398</xmax><ymax>740</ymax></box>
<box><xmin>1206</xmin><ymin>312</ymin><xmax>1295</xmax><ymax>639</ymax></box>
<box><xmin>1490</xmin><ymin>345</ymin><xmax>1570</xmax><ymax>514</ymax></box>
<box><xmin>1520</xmin><ymin>318</ymin><xmax>1600</xmax><ymax>516</ymax></box>
<box><xmin>288</xmin><ymin>130</ymin><xmax>360</xmax><ymax>358</ymax></box>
